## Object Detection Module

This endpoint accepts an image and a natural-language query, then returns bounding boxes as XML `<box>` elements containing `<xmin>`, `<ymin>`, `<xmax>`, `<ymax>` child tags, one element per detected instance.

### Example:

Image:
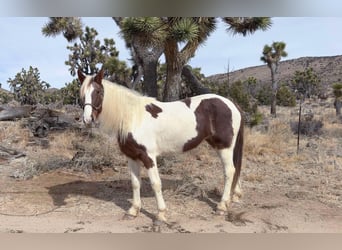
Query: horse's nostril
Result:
<box><xmin>83</xmin><ymin>116</ymin><xmax>92</xmax><ymax>125</ymax></box>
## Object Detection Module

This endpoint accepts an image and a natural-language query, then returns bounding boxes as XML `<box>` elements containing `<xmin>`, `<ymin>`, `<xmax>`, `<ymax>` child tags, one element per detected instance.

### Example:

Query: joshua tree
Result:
<box><xmin>260</xmin><ymin>41</ymin><xmax>288</xmax><ymax>116</ymax></box>
<box><xmin>116</xmin><ymin>17</ymin><xmax>272</xmax><ymax>101</ymax></box>
<box><xmin>43</xmin><ymin>17</ymin><xmax>272</xmax><ymax>101</ymax></box>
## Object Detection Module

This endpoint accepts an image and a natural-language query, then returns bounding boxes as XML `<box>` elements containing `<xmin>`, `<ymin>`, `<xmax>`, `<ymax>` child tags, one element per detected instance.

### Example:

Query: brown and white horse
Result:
<box><xmin>78</xmin><ymin>69</ymin><xmax>244</xmax><ymax>222</ymax></box>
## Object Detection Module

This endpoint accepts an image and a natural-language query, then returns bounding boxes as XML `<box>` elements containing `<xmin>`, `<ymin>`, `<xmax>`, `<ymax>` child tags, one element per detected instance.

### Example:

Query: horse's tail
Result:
<box><xmin>231</xmin><ymin>115</ymin><xmax>244</xmax><ymax>194</ymax></box>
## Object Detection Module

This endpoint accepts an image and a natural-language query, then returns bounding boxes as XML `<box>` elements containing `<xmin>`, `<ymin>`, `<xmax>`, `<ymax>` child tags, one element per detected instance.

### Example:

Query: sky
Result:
<box><xmin>1</xmin><ymin>17</ymin><xmax>342</xmax><ymax>90</ymax></box>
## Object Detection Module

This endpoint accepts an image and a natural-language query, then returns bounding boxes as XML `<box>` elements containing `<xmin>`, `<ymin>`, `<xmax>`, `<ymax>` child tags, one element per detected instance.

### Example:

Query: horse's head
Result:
<box><xmin>78</xmin><ymin>69</ymin><xmax>104</xmax><ymax>125</ymax></box>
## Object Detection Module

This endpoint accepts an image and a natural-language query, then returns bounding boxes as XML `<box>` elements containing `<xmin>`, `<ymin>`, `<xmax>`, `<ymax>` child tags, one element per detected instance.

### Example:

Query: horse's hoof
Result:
<box><xmin>152</xmin><ymin>219</ymin><xmax>167</xmax><ymax>233</ymax></box>
<box><xmin>153</xmin><ymin>219</ymin><xmax>166</xmax><ymax>226</ymax></box>
<box><xmin>122</xmin><ymin>213</ymin><xmax>137</xmax><ymax>220</ymax></box>
<box><xmin>214</xmin><ymin>209</ymin><xmax>226</xmax><ymax>216</ymax></box>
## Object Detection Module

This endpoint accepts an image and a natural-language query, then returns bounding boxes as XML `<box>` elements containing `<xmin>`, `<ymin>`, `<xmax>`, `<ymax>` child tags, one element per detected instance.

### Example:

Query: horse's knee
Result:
<box><xmin>131</xmin><ymin>179</ymin><xmax>140</xmax><ymax>190</ymax></box>
<box><xmin>151</xmin><ymin>181</ymin><xmax>162</xmax><ymax>193</ymax></box>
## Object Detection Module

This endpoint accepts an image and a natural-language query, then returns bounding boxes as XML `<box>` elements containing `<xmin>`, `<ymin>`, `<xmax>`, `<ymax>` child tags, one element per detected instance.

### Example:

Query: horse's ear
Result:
<box><xmin>77</xmin><ymin>69</ymin><xmax>86</xmax><ymax>85</ymax></box>
<box><xmin>94</xmin><ymin>68</ymin><xmax>104</xmax><ymax>85</ymax></box>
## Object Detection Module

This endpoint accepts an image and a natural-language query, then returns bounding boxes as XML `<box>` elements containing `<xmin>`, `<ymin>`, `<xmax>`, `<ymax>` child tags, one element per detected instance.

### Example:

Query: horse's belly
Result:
<box><xmin>155</xmin><ymin>116</ymin><xmax>198</xmax><ymax>153</ymax></box>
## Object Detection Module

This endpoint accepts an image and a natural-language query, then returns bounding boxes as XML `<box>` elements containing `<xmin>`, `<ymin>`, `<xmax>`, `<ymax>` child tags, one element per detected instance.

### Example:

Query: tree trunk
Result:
<box><xmin>270</xmin><ymin>64</ymin><xmax>278</xmax><ymax>117</ymax></box>
<box><xmin>163</xmin><ymin>66</ymin><xmax>182</xmax><ymax>102</ymax></box>
<box><xmin>163</xmin><ymin>39</ymin><xmax>182</xmax><ymax>101</ymax></box>
<box><xmin>130</xmin><ymin>39</ymin><xmax>163</xmax><ymax>98</ymax></box>
<box><xmin>181</xmin><ymin>65</ymin><xmax>211</xmax><ymax>96</ymax></box>
<box><xmin>334</xmin><ymin>97</ymin><xmax>342</xmax><ymax>116</ymax></box>
<box><xmin>142</xmin><ymin>60</ymin><xmax>158</xmax><ymax>98</ymax></box>
<box><xmin>112</xmin><ymin>17</ymin><xmax>162</xmax><ymax>98</ymax></box>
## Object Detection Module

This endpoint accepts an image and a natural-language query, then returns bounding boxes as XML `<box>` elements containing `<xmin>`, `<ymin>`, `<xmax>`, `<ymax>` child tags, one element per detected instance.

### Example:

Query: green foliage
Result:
<box><xmin>223</xmin><ymin>17</ymin><xmax>272</xmax><ymax>36</ymax></box>
<box><xmin>120</xmin><ymin>17</ymin><xmax>167</xmax><ymax>46</ymax></box>
<box><xmin>256</xmin><ymin>86</ymin><xmax>272</xmax><ymax>105</ymax></box>
<box><xmin>65</xmin><ymin>26</ymin><xmax>130</xmax><ymax>85</ymax></box>
<box><xmin>228</xmin><ymin>80</ymin><xmax>256</xmax><ymax>113</ymax></box>
<box><xmin>170</xmin><ymin>18</ymin><xmax>199</xmax><ymax>42</ymax></box>
<box><xmin>0</xmin><ymin>90</ymin><xmax>13</xmax><ymax>104</ymax></box>
<box><xmin>291</xmin><ymin>67</ymin><xmax>321</xmax><ymax>99</ymax></box>
<box><xmin>276</xmin><ymin>84</ymin><xmax>296</xmax><ymax>107</ymax></box>
<box><xmin>60</xmin><ymin>80</ymin><xmax>81</xmax><ymax>105</ymax></box>
<box><xmin>260</xmin><ymin>41</ymin><xmax>288</xmax><ymax>68</ymax></box>
<box><xmin>42</xmin><ymin>17</ymin><xmax>83</xmax><ymax>42</ymax></box>
<box><xmin>41</xmin><ymin>89</ymin><xmax>63</xmax><ymax>105</ymax></box>
<box><xmin>332</xmin><ymin>83</ymin><xmax>342</xmax><ymax>98</ymax></box>
<box><xmin>7</xmin><ymin>66</ymin><xmax>50</xmax><ymax>105</ymax></box>
<box><xmin>249</xmin><ymin>112</ymin><xmax>264</xmax><ymax>127</ymax></box>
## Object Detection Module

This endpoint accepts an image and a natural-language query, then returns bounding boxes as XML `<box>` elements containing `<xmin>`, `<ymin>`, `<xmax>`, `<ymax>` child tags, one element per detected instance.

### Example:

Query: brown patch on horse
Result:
<box><xmin>118</xmin><ymin>133</ymin><xmax>154</xmax><ymax>169</ymax></box>
<box><xmin>90</xmin><ymin>82</ymin><xmax>104</xmax><ymax>119</ymax></box>
<box><xmin>181</xmin><ymin>98</ymin><xmax>191</xmax><ymax>108</ymax></box>
<box><xmin>183</xmin><ymin>98</ymin><xmax>234</xmax><ymax>152</ymax></box>
<box><xmin>77</xmin><ymin>69</ymin><xmax>86</xmax><ymax>84</ymax></box>
<box><xmin>145</xmin><ymin>103</ymin><xmax>163</xmax><ymax>118</ymax></box>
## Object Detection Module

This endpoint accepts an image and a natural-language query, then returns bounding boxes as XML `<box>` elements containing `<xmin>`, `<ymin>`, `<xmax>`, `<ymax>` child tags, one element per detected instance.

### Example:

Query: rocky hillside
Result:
<box><xmin>205</xmin><ymin>55</ymin><xmax>342</xmax><ymax>92</ymax></box>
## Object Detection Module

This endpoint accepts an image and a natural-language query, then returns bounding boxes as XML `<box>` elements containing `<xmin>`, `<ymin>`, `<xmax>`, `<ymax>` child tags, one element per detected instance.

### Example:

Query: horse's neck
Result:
<box><xmin>100</xmin><ymin>80</ymin><xmax>152</xmax><ymax>139</ymax></box>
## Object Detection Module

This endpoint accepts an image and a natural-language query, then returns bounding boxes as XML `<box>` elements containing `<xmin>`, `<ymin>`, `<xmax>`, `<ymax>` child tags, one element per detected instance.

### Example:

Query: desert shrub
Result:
<box><xmin>291</xmin><ymin>67</ymin><xmax>322</xmax><ymax>99</ymax></box>
<box><xmin>256</xmin><ymin>86</ymin><xmax>272</xmax><ymax>105</ymax></box>
<box><xmin>276</xmin><ymin>85</ymin><xmax>296</xmax><ymax>107</ymax></box>
<box><xmin>333</xmin><ymin>83</ymin><xmax>342</xmax><ymax>98</ymax></box>
<box><xmin>333</xmin><ymin>83</ymin><xmax>342</xmax><ymax>116</ymax></box>
<box><xmin>227</xmin><ymin>80</ymin><xmax>262</xmax><ymax>126</ymax></box>
<box><xmin>7</xmin><ymin>66</ymin><xmax>50</xmax><ymax>105</ymax></box>
<box><xmin>41</xmin><ymin>89</ymin><xmax>64</xmax><ymax>104</ymax></box>
<box><xmin>0</xmin><ymin>90</ymin><xmax>13</xmax><ymax>104</ymax></box>
<box><xmin>290</xmin><ymin>119</ymin><xmax>324</xmax><ymax>136</ymax></box>
<box><xmin>256</xmin><ymin>84</ymin><xmax>296</xmax><ymax>107</ymax></box>
<box><xmin>249</xmin><ymin>112</ymin><xmax>264</xmax><ymax>127</ymax></box>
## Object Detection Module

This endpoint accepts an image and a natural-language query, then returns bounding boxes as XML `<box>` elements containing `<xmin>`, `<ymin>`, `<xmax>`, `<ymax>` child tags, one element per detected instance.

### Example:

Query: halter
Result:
<box><xmin>82</xmin><ymin>76</ymin><xmax>104</xmax><ymax>112</ymax></box>
<box><xmin>83</xmin><ymin>103</ymin><xmax>102</xmax><ymax>111</ymax></box>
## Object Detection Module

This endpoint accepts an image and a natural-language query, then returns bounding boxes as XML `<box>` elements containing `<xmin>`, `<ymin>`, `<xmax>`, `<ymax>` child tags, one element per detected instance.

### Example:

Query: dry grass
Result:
<box><xmin>1</xmin><ymin>100</ymin><xmax>341</xmax><ymax>192</ymax></box>
<box><xmin>0</xmin><ymin>121</ymin><xmax>31</xmax><ymax>149</ymax></box>
<box><xmin>242</xmin><ymin>102</ymin><xmax>341</xmax><ymax>190</ymax></box>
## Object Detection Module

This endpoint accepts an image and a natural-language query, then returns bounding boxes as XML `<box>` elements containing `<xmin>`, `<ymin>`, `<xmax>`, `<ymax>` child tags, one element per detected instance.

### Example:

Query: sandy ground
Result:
<box><xmin>1</xmin><ymin>143</ymin><xmax>342</xmax><ymax>233</ymax></box>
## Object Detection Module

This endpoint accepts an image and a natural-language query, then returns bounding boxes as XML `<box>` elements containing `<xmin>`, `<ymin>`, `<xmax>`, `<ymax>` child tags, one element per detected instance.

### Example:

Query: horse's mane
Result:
<box><xmin>91</xmin><ymin>77</ymin><xmax>155</xmax><ymax>141</ymax></box>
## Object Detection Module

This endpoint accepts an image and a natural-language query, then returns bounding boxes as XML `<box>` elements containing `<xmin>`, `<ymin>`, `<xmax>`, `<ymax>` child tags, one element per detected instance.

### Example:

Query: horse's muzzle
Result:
<box><xmin>83</xmin><ymin>114</ymin><xmax>94</xmax><ymax>125</ymax></box>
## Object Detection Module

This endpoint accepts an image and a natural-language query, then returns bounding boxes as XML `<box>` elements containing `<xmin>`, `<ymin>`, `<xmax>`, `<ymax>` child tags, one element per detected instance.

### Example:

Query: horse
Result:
<box><xmin>78</xmin><ymin>69</ymin><xmax>244</xmax><ymax>223</ymax></box>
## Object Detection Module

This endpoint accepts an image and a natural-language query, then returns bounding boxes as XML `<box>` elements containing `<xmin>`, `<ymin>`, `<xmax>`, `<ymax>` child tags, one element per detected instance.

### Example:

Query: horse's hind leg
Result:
<box><xmin>125</xmin><ymin>159</ymin><xmax>142</xmax><ymax>219</ymax></box>
<box><xmin>232</xmin><ymin>180</ymin><xmax>243</xmax><ymax>202</ymax></box>
<box><xmin>216</xmin><ymin>148</ymin><xmax>236</xmax><ymax>214</ymax></box>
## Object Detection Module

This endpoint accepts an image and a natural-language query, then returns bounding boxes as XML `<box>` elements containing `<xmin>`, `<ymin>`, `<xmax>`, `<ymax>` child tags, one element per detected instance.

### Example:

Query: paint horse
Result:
<box><xmin>78</xmin><ymin>69</ymin><xmax>244</xmax><ymax>222</ymax></box>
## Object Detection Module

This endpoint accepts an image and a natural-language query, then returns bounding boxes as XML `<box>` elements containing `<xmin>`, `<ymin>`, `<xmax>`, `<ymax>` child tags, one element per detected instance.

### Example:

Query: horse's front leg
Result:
<box><xmin>147</xmin><ymin>157</ymin><xmax>167</xmax><ymax>222</ymax></box>
<box><xmin>125</xmin><ymin>158</ymin><xmax>142</xmax><ymax>219</ymax></box>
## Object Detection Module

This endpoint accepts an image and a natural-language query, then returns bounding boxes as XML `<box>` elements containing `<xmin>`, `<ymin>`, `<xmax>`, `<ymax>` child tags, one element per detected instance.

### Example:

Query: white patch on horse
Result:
<box><xmin>83</xmin><ymin>82</ymin><xmax>94</xmax><ymax>124</ymax></box>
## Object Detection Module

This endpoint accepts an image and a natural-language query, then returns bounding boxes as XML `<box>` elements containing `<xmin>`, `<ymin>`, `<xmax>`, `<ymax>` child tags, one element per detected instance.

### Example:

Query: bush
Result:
<box><xmin>249</xmin><ymin>112</ymin><xmax>264</xmax><ymax>127</ymax></box>
<box><xmin>0</xmin><ymin>90</ymin><xmax>13</xmax><ymax>104</ymax></box>
<box><xmin>256</xmin><ymin>86</ymin><xmax>272</xmax><ymax>105</ymax></box>
<box><xmin>276</xmin><ymin>85</ymin><xmax>296</xmax><ymax>107</ymax></box>
<box><xmin>227</xmin><ymin>80</ymin><xmax>262</xmax><ymax>127</ymax></box>
<box><xmin>290</xmin><ymin>119</ymin><xmax>324</xmax><ymax>136</ymax></box>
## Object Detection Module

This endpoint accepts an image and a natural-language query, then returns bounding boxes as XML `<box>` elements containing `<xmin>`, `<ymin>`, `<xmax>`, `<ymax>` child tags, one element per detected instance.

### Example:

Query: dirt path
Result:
<box><xmin>1</xmin><ymin>165</ymin><xmax>342</xmax><ymax>233</ymax></box>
